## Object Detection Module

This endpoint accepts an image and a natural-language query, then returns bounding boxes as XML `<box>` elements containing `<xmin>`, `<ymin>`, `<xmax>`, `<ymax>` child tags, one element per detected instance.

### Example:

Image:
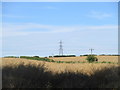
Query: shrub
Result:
<box><xmin>4</xmin><ymin>56</ymin><xmax>19</xmax><ymax>58</ymax></box>
<box><xmin>80</xmin><ymin>54</ymin><xmax>89</xmax><ymax>56</ymax></box>
<box><xmin>80</xmin><ymin>54</ymin><xmax>97</xmax><ymax>56</ymax></box>
<box><xmin>86</xmin><ymin>55</ymin><xmax>98</xmax><ymax>63</ymax></box>
<box><xmin>20</xmin><ymin>56</ymin><xmax>54</xmax><ymax>62</ymax></box>
<box><xmin>49</xmin><ymin>56</ymin><xmax>53</xmax><ymax>58</ymax></box>
<box><xmin>20</xmin><ymin>56</ymin><xmax>29</xmax><ymax>58</ymax></box>
<box><xmin>54</xmin><ymin>55</ymin><xmax>76</xmax><ymax>57</ymax></box>
<box><xmin>33</xmin><ymin>56</ymin><xmax>39</xmax><ymax>58</ymax></box>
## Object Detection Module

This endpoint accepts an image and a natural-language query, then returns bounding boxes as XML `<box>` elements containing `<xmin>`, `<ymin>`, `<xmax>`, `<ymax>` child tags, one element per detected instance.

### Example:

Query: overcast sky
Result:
<box><xmin>1</xmin><ymin>2</ymin><xmax>118</xmax><ymax>57</ymax></box>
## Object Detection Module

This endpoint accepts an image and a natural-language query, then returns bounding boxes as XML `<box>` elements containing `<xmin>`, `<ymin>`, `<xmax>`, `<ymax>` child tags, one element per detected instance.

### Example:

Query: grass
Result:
<box><xmin>49</xmin><ymin>56</ymin><xmax>118</xmax><ymax>63</ymax></box>
<box><xmin>54</xmin><ymin>61</ymin><xmax>118</xmax><ymax>64</ymax></box>
<box><xmin>4</xmin><ymin>56</ymin><xmax>118</xmax><ymax>64</ymax></box>
<box><xmin>1</xmin><ymin>57</ymin><xmax>119</xmax><ymax>88</ymax></box>
<box><xmin>2</xmin><ymin>58</ymin><xmax>120</xmax><ymax>88</ymax></box>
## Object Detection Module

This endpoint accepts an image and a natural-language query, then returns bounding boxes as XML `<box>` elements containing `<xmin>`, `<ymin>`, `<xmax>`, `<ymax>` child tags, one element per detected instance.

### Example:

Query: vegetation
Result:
<box><xmin>2</xmin><ymin>59</ymin><xmax>120</xmax><ymax>88</ymax></box>
<box><xmin>33</xmin><ymin>56</ymin><xmax>39</xmax><ymax>58</ymax></box>
<box><xmin>4</xmin><ymin>56</ymin><xmax>19</xmax><ymax>58</ymax></box>
<box><xmin>54</xmin><ymin>55</ymin><xmax>76</xmax><ymax>57</ymax></box>
<box><xmin>86</xmin><ymin>55</ymin><xmax>98</xmax><ymax>63</ymax></box>
<box><xmin>54</xmin><ymin>61</ymin><xmax>117</xmax><ymax>64</ymax></box>
<box><xmin>80</xmin><ymin>54</ymin><xmax>120</xmax><ymax>56</ymax></box>
<box><xmin>49</xmin><ymin>56</ymin><xmax>53</xmax><ymax>58</ymax></box>
<box><xmin>99</xmin><ymin>54</ymin><xmax>120</xmax><ymax>56</ymax></box>
<box><xmin>20</xmin><ymin>56</ymin><xmax>54</xmax><ymax>62</ymax></box>
<box><xmin>3</xmin><ymin>56</ymin><xmax>118</xmax><ymax>64</ymax></box>
<box><xmin>80</xmin><ymin>54</ymin><xmax>97</xmax><ymax>56</ymax></box>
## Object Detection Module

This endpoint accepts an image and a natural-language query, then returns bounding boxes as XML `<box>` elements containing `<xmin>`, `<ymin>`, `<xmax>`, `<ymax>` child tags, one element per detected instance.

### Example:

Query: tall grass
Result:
<box><xmin>2</xmin><ymin>60</ymin><xmax>120</xmax><ymax>88</ymax></box>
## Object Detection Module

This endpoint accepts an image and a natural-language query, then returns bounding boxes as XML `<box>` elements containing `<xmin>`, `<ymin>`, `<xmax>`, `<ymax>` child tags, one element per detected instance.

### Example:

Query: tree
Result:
<box><xmin>86</xmin><ymin>55</ymin><xmax>98</xmax><ymax>63</ymax></box>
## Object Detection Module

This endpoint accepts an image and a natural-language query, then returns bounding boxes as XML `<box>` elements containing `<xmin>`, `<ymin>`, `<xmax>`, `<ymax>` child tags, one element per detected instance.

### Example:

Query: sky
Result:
<box><xmin>1</xmin><ymin>2</ymin><xmax>118</xmax><ymax>57</ymax></box>
<box><xmin>1</xmin><ymin>0</ymin><xmax>119</xmax><ymax>2</ymax></box>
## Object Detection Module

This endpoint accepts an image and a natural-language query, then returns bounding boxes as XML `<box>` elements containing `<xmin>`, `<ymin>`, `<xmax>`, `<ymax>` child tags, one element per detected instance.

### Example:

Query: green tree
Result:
<box><xmin>86</xmin><ymin>55</ymin><xmax>98</xmax><ymax>63</ymax></box>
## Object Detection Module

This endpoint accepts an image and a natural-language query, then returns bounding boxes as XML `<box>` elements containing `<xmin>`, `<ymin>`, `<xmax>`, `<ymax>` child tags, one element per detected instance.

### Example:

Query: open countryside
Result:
<box><xmin>2</xmin><ymin>55</ymin><xmax>120</xmax><ymax>88</ymax></box>
<box><xmin>1</xmin><ymin>2</ymin><xmax>119</xmax><ymax>89</ymax></box>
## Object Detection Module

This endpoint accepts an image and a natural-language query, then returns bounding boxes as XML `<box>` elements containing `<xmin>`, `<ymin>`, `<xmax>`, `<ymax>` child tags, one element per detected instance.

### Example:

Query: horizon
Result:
<box><xmin>1</xmin><ymin>2</ymin><xmax>118</xmax><ymax>57</ymax></box>
<box><xmin>2</xmin><ymin>54</ymin><xmax>120</xmax><ymax>58</ymax></box>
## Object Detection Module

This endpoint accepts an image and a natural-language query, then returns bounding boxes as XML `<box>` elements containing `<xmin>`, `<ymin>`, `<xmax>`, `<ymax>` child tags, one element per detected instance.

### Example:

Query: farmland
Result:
<box><xmin>1</xmin><ymin>56</ymin><xmax>120</xmax><ymax>88</ymax></box>
<box><xmin>49</xmin><ymin>56</ymin><xmax>118</xmax><ymax>63</ymax></box>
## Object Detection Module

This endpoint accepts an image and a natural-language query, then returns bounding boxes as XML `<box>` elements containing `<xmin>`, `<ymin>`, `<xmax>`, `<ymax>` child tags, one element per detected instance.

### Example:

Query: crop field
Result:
<box><xmin>49</xmin><ymin>56</ymin><xmax>118</xmax><ymax>63</ymax></box>
<box><xmin>1</xmin><ymin>56</ymin><xmax>120</xmax><ymax>88</ymax></box>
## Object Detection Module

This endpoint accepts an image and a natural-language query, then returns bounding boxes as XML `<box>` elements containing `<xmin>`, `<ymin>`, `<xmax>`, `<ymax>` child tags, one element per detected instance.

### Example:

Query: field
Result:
<box><xmin>1</xmin><ymin>56</ymin><xmax>120</xmax><ymax>88</ymax></box>
<box><xmin>49</xmin><ymin>56</ymin><xmax>118</xmax><ymax>63</ymax></box>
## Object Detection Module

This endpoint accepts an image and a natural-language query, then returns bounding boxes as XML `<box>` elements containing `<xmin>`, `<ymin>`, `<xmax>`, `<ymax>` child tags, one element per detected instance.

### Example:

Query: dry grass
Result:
<box><xmin>49</xmin><ymin>56</ymin><xmax>118</xmax><ymax>63</ymax></box>
<box><xmin>2</xmin><ymin>57</ymin><xmax>118</xmax><ymax>75</ymax></box>
<box><xmin>1</xmin><ymin>57</ymin><xmax>120</xmax><ymax>88</ymax></box>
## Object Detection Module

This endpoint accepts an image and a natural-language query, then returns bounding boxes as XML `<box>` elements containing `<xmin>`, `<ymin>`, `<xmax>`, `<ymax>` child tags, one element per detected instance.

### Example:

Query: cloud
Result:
<box><xmin>88</xmin><ymin>11</ymin><xmax>112</xmax><ymax>19</ymax></box>
<box><xmin>2</xmin><ymin>23</ymin><xmax>77</xmax><ymax>37</ymax></box>
<box><xmin>2</xmin><ymin>23</ymin><xmax>117</xmax><ymax>37</ymax></box>
<box><xmin>2</xmin><ymin>23</ymin><xmax>118</xmax><ymax>56</ymax></box>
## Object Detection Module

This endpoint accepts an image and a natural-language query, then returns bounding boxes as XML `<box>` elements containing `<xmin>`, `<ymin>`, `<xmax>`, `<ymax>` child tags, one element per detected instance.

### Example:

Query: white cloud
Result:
<box><xmin>2</xmin><ymin>23</ymin><xmax>118</xmax><ymax>56</ymax></box>
<box><xmin>88</xmin><ymin>11</ymin><xmax>112</xmax><ymax>19</ymax></box>
<box><xmin>2</xmin><ymin>23</ymin><xmax>117</xmax><ymax>37</ymax></box>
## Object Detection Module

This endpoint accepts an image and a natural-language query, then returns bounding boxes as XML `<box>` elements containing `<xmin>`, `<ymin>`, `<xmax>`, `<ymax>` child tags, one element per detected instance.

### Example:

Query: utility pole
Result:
<box><xmin>59</xmin><ymin>40</ymin><xmax>63</xmax><ymax>55</ymax></box>
<box><xmin>89</xmin><ymin>48</ymin><xmax>94</xmax><ymax>55</ymax></box>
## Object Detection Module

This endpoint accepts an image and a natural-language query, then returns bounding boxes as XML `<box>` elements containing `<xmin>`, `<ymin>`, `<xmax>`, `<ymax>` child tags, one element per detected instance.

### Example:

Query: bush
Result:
<box><xmin>20</xmin><ymin>56</ymin><xmax>29</xmax><ymax>58</ymax></box>
<box><xmin>80</xmin><ymin>54</ymin><xmax>89</xmax><ymax>56</ymax></box>
<box><xmin>86</xmin><ymin>55</ymin><xmax>98</xmax><ymax>63</ymax></box>
<box><xmin>4</xmin><ymin>56</ymin><xmax>19</xmax><ymax>58</ymax></box>
<box><xmin>99</xmin><ymin>54</ymin><xmax>119</xmax><ymax>56</ymax></box>
<box><xmin>49</xmin><ymin>56</ymin><xmax>53</xmax><ymax>58</ymax></box>
<box><xmin>54</xmin><ymin>55</ymin><xmax>76</xmax><ymax>57</ymax></box>
<box><xmin>80</xmin><ymin>54</ymin><xmax>97</xmax><ymax>56</ymax></box>
<box><xmin>20</xmin><ymin>56</ymin><xmax>54</xmax><ymax>62</ymax></box>
<box><xmin>33</xmin><ymin>56</ymin><xmax>39</xmax><ymax>58</ymax></box>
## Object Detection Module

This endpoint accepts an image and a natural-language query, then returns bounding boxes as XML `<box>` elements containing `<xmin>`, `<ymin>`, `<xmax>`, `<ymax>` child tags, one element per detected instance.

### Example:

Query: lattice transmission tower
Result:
<box><xmin>59</xmin><ymin>40</ymin><xmax>63</xmax><ymax>55</ymax></box>
<box><xmin>89</xmin><ymin>48</ymin><xmax>94</xmax><ymax>55</ymax></box>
